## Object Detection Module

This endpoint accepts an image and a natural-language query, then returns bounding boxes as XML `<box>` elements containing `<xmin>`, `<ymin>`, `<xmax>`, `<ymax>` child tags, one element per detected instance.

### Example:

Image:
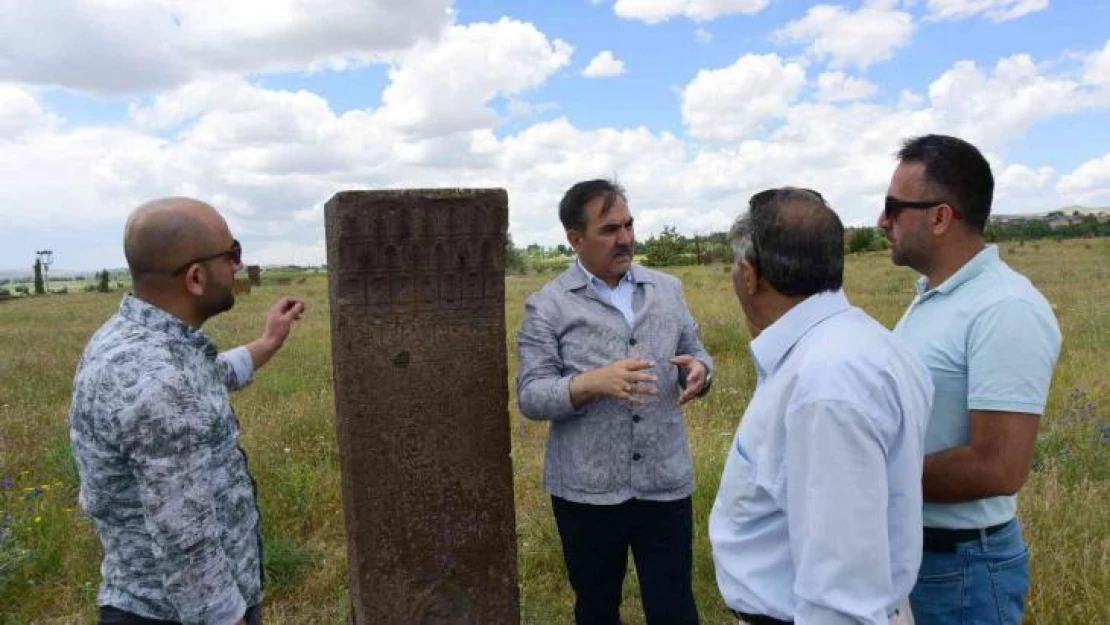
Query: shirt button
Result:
<box><xmin>629</xmin><ymin>338</ymin><xmax>637</xmax><ymax>346</ymax></box>
<box><xmin>632</xmin><ymin>415</ymin><xmax>641</xmax><ymax>423</ymax></box>
<box><xmin>632</xmin><ymin>453</ymin><xmax>642</xmax><ymax>461</ymax></box>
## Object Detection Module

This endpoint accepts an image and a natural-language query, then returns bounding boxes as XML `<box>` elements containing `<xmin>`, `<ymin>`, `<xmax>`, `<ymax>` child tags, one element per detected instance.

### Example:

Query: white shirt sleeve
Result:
<box><xmin>785</xmin><ymin>399</ymin><xmax>895</xmax><ymax>625</ymax></box>
<box><xmin>217</xmin><ymin>346</ymin><xmax>255</xmax><ymax>391</ymax></box>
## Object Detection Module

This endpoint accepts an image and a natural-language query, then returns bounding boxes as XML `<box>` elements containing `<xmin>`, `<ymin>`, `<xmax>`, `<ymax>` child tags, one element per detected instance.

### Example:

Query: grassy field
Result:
<box><xmin>1</xmin><ymin>239</ymin><xmax>1107</xmax><ymax>624</ymax></box>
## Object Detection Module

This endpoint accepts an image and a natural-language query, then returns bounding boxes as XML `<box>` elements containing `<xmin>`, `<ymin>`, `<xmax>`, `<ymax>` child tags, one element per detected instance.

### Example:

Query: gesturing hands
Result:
<box><xmin>247</xmin><ymin>296</ymin><xmax>306</xmax><ymax>371</ymax></box>
<box><xmin>262</xmin><ymin>296</ymin><xmax>306</xmax><ymax>349</ymax></box>
<box><xmin>570</xmin><ymin>358</ymin><xmax>658</xmax><ymax>407</ymax></box>
<box><xmin>671</xmin><ymin>355</ymin><xmax>708</xmax><ymax>405</ymax></box>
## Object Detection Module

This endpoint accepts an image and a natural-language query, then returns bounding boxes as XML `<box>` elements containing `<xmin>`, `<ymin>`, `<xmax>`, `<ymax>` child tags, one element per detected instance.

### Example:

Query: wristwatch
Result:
<box><xmin>697</xmin><ymin>370</ymin><xmax>713</xmax><ymax>397</ymax></box>
<box><xmin>678</xmin><ymin>362</ymin><xmax>713</xmax><ymax>397</ymax></box>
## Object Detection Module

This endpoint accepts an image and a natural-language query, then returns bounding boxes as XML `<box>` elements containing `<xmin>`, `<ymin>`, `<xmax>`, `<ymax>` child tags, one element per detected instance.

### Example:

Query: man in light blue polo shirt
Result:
<box><xmin>880</xmin><ymin>134</ymin><xmax>1062</xmax><ymax>625</ymax></box>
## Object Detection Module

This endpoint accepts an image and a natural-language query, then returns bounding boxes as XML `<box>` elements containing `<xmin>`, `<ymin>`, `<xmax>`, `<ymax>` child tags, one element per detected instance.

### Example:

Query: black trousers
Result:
<box><xmin>552</xmin><ymin>496</ymin><xmax>699</xmax><ymax>625</ymax></box>
<box><xmin>98</xmin><ymin>604</ymin><xmax>262</xmax><ymax>625</ymax></box>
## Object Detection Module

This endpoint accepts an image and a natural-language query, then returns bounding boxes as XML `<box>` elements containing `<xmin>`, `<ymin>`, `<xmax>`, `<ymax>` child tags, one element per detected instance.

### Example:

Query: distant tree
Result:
<box><xmin>505</xmin><ymin>234</ymin><xmax>526</xmax><ymax>274</ymax></box>
<box><xmin>555</xmin><ymin>244</ymin><xmax>570</xmax><ymax>256</ymax></box>
<box><xmin>97</xmin><ymin>269</ymin><xmax>111</xmax><ymax>293</ymax></box>
<box><xmin>644</xmin><ymin>226</ymin><xmax>692</xmax><ymax>267</ymax></box>
<box><xmin>33</xmin><ymin>259</ymin><xmax>45</xmax><ymax>294</ymax></box>
<box><xmin>848</xmin><ymin>228</ymin><xmax>879</xmax><ymax>254</ymax></box>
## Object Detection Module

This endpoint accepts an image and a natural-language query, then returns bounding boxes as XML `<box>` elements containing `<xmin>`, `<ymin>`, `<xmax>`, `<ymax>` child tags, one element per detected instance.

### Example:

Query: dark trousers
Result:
<box><xmin>552</xmin><ymin>496</ymin><xmax>699</xmax><ymax>625</ymax></box>
<box><xmin>98</xmin><ymin>604</ymin><xmax>262</xmax><ymax>625</ymax></box>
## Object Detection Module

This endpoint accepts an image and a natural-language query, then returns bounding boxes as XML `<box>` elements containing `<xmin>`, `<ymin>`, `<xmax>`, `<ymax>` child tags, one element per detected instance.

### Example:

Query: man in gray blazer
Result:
<box><xmin>517</xmin><ymin>179</ymin><xmax>714</xmax><ymax>625</ymax></box>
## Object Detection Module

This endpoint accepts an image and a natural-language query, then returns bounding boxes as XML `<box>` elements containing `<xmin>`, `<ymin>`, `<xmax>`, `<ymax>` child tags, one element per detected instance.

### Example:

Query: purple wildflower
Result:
<box><xmin>0</xmin><ymin>476</ymin><xmax>12</xmax><ymax>490</ymax></box>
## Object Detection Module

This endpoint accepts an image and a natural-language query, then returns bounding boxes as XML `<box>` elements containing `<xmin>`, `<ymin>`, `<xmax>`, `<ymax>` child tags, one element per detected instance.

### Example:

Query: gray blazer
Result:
<box><xmin>516</xmin><ymin>263</ymin><xmax>714</xmax><ymax>505</ymax></box>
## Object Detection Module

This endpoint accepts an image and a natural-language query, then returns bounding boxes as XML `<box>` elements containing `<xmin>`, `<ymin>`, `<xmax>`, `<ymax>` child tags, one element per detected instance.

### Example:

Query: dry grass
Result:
<box><xmin>1</xmin><ymin>238</ymin><xmax>1107</xmax><ymax>624</ymax></box>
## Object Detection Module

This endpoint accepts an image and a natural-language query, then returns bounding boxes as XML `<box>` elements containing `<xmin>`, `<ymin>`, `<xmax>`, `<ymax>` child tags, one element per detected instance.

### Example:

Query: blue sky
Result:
<box><xmin>2</xmin><ymin>0</ymin><xmax>1109</xmax><ymax>272</ymax></box>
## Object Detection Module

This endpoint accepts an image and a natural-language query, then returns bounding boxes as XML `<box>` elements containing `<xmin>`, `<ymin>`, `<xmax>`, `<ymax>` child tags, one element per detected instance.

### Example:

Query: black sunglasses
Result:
<box><xmin>170</xmin><ymin>239</ymin><xmax>242</xmax><ymax>276</ymax></box>
<box><xmin>884</xmin><ymin>196</ymin><xmax>962</xmax><ymax>220</ymax></box>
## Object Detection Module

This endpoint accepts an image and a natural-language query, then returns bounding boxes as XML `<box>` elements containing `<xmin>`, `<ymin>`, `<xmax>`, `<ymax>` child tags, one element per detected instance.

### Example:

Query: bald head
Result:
<box><xmin>730</xmin><ymin>187</ymin><xmax>844</xmax><ymax>297</ymax></box>
<box><xmin>124</xmin><ymin>197</ymin><xmax>231</xmax><ymax>284</ymax></box>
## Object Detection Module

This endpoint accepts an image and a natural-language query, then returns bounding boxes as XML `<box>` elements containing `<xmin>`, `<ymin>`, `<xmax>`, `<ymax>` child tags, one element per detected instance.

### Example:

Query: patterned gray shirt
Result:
<box><xmin>69</xmin><ymin>294</ymin><xmax>263</xmax><ymax>624</ymax></box>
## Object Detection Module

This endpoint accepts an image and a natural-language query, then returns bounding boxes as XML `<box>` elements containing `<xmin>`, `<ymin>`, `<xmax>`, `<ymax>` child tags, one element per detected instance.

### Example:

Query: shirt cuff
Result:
<box><xmin>205</xmin><ymin>592</ymin><xmax>248</xmax><ymax>625</ymax></box>
<box><xmin>968</xmin><ymin>398</ymin><xmax>1046</xmax><ymax>414</ymax></box>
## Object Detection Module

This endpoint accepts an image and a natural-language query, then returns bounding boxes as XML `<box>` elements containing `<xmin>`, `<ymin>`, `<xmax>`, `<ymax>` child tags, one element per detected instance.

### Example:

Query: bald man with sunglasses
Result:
<box><xmin>880</xmin><ymin>135</ymin><xmax>1061</xmax><ymax>625</ymax></box>
<box><xmin>69</xmin><ymin>197</ymin><xmax>306</xmax><ymax>625</ymax></box>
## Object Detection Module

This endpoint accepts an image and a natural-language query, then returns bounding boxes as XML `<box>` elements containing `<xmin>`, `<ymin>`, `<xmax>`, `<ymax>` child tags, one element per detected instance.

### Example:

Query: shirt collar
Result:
<box><xmin>565</xmin><ymin>259</ymin><xmax>638</xmax><ymax>291</ymax></box>
<box><xmin>577</xmin><ymin>259</ymin><xmax>634</xmax><ymax>288</ymax></box>
<box><xmin>750</xmin><ymin>289</ymin><xmax>851</xmax><ymax>377</ymax></box>
<box><xmin>916</xmin><ymin>244</ymin><xmax>999</xmax><ymax>297</ymax></box>
<box><xmin>117</xmin><ymin>293</ymin><xmax>218</xmax><ymax>358</ymax></box>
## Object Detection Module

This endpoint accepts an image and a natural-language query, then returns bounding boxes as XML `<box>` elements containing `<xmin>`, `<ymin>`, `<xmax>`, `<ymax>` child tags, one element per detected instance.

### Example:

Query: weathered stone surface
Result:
<box><xmin>247</xmin><ymin>265</ymin><xmax>261</xmax><ymax>286</ymax></box>
<box><xmin>324</xmin><ymin>189</ymin><xmax>520</xmax><ymax>625</ymax></box>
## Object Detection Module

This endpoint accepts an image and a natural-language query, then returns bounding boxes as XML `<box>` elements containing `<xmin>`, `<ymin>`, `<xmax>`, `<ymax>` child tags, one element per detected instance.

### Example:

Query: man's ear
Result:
<box><xmin>183</xmin><ymin>264</ymin><xmax>206</xmax><ymax>296</ymax></box>
<box><xmin>931</xmin><ymin>203</ymin><xmax>958</xmax><ymax>236</ymax></box>
<box><xmin>566</xmin><ymin>229</ymin><xmax>583</xmax><ymax>251</ymax></box>
<box><xmin>740</xmin><ymin>258</ymin><xmax>759</xmax><ymax>296</ymax></box>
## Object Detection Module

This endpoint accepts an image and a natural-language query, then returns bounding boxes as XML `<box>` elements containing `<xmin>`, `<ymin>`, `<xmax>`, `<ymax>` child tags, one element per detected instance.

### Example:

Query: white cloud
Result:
<box><xmin>583</xmin><ymin>51</ymin><xmax>627</xmax><ymax>78</ymax></box>
<box><xmin>695</xmin><ymin>27</ymin><xmax>714</xmax><ymax>43</ymax></box>
<box><xmin>927</xmin><ymin>54</ymin><xmax>1087</xmax><ymax>148</ymax></box>
<box><xmin>681</xmin><ymin>54</ymin><xmax>807</xmax><ymax>141</ymax></box>
<box><xmin>613</xmin><ymin>0</ymin><xmax>770</xmax><ymax>24</ymax></box>
<box><xmin>0</xmin><ymin>0</ymin><xmax>452</xmax><ymax>94</ymax></box>
<box><xmin>506</xmin><ymin>98</ymin><xmax>558</xmax><ymax>118</ymax></box>
<box><xmin>998</xmin><ymin>164</ymin><xmax>1055</xmax><ymax>192</ymax></box>
<box><xmin>374</xmin><ymin>18</ymin><xmax>573</xmax><ymax>137</ymax></box>
<box><xmin>773</xmin><ymin>0</ymin><xmax>916</xmax><ymax>69</ymax></box>
<box><xmin>816</xmin><ymin>72</ymin><xmax>878</xmax><ymax>102</ymax></box>
<box><xmin>0</xmin><ymin>84</ymin><xmax>62</xmax><ymax>139</ymax></box>
<box><xmin>1057</xmin><ymin>154</ymin><xmax>1110</xmax><ymax>205</ymax></box>
<box><xmin>924</xmin><ymin>0</ymin><xmax>1049</xmax><ymax>22</ymax></box>
<box><xmin>1084</xmin><ymin>41</ymin><xmax>1110</xmax><ymax>86</ymax></box>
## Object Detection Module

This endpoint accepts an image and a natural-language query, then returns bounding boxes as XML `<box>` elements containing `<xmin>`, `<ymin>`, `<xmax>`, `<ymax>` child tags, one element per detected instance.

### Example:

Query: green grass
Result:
<box><xmin>1</xmin><ymin>239</ymin><xmax>1108</xmax><ymax>624</ymax></box>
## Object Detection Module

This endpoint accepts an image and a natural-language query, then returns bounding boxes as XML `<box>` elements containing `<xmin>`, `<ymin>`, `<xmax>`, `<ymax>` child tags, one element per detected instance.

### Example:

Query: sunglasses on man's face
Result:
<box><xmin>171</xmin><ymin>239</ymin><xmax>242</xmax><ymax>276</ymax></box>
<box><xmin>884</xmin><ymin>196</ymin><xmax>963</xmax><ymax>221</ymax></box>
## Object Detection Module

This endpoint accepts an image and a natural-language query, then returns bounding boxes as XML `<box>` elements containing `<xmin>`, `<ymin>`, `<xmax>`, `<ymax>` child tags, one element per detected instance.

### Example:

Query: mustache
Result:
<box><xmin>612</xmin><ymin>246</ymin><xmax>632</xmax><ymax>257</ymax></box>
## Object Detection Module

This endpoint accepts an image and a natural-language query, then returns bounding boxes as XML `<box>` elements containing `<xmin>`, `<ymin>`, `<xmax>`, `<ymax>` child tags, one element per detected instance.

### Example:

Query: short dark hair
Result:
<box><xmin>897</xmin><ymin>134</ymin><xmax>994</xmax><ymax>232</ymax></box>
<box><xmin>558</xmin><ymin>179</ymin><xmax>626</xmax><ymax>231</ymax></box>
<box><xmin>730</xmin><ymin>187</ymin><xmax>844</xmax><ymax>297</ymax></box>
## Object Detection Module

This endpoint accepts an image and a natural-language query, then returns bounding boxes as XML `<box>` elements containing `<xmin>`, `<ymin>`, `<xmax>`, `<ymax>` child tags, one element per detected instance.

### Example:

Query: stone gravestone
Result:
<box><xmin>247</xmin><ymin>265</ymin><xmax>261</xmax><ymax>286</ymax></box>
<box><xmin>324</xmin><ymin>189</ymin><xmax>520</xmax><ymax>625</ymax></box>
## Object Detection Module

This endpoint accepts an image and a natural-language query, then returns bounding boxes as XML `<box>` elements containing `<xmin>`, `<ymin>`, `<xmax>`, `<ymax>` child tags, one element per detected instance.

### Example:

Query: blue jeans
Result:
<box><xmin>910</xmin><ymin>518</ymin><xmax>1029</xmax><ymax>625</ymax></box>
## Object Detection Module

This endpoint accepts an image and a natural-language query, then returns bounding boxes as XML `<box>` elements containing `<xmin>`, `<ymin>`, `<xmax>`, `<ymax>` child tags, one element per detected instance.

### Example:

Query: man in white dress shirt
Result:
<box><xmin>709</xmin><ymin>187</ymin><xmax>934</xmax><ymax>625</ymax></box>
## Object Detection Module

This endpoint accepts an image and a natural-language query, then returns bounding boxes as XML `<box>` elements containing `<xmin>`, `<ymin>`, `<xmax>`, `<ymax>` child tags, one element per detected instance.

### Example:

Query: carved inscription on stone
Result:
<box><xmin>324</xmin><ymin>189</ymin><xmax>520</xmax><ymax>625</ymax></box>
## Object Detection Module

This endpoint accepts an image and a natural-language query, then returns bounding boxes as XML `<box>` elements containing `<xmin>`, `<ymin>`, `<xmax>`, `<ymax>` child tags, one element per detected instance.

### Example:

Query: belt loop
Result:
<box><xmin>978</xmin><ymin>526</ymin><xmax>989</xmax><ymax>553</ymax></box>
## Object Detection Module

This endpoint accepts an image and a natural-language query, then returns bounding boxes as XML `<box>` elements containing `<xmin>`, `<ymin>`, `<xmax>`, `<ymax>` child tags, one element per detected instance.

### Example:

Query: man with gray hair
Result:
<box><xmin>709</xmin><ymin>188</ymin><xmax>934</xmax><ymax>625</ymax></box>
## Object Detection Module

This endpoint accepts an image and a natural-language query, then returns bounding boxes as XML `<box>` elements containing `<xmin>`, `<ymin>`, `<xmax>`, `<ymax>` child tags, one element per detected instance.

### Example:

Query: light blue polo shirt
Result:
<box><xmin>893</xmin><ymin>245</ymin><xmax>1061</xmax><ymax>529</ymax></box>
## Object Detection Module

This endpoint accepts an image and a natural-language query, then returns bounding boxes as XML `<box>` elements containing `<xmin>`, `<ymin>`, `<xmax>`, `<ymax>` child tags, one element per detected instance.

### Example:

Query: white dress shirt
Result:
<box><xmin>709</xmin><ymin>290</ymin><xmax>933</xmax><ymax>624</ymax></box>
